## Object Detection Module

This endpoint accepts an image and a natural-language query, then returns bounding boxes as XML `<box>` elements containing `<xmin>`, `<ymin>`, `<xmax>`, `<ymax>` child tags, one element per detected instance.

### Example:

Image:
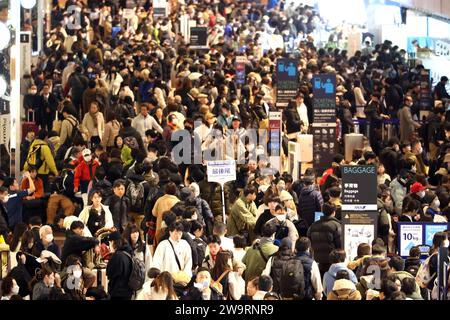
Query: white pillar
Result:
<box><xmin>37</xmin><ymin>0</ymin><xmax>45</xmax><ymax>55</ymax></box>
<box><xmin>10</xmin><ymin>0</ymin><xmax>22</xmax><ymax>179</ymax></box>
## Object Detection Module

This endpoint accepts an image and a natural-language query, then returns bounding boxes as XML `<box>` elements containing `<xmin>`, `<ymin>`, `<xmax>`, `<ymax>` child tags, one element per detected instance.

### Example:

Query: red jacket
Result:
<box><xmin>319</xmin><ymin>168</ymin><xmax>334</xmax><ymax>186</ymax></box>
<box><xmin>74</xmin><ymin>160</ymin><xmax>99</xmax><ymax>189</ymax></box>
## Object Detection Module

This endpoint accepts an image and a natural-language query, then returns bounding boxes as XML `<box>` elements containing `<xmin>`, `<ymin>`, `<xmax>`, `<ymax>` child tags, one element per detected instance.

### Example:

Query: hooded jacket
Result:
<box><xmin>323</xmin><ymin>263</ymin><xmax>358</xmax><ymax>296</ymax></box>
<box><xmin>327</xmin><ymin>279</ymin><xmax>362</xmax><ymax>300</ymax></box>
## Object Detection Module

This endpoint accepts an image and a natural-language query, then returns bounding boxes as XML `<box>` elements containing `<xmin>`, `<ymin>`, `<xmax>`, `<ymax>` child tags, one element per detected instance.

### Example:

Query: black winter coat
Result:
<box><xmin>379</xmin><ymin>147</ymin><xmax>400</xmax><ymax>178</ymax></box>
<box><xmin>0</xmin><ymin>203</ymin><xmax>8</xmax><ymax>240</ymax></box>
<box><xmin>106</xmin><ymin>245</ymin><xmax>134</xmax><ymax>299</ymax></box>
<box><xmin>298</xmin><ymin>185</ymin><xmax>323</xmax><ymax>227</ymax></box>
<box><xmin>307</xmin><ymin>216</ymin><xmax>342</xmax><ymax>264</ymax></box>
<box><xmin>283</xmin><ymin>107</ymin><xmax>302</xmax><ymax>134</ymax></box>
<box><xmin>61</xmin><ymin>231</ymin><xmax>99</xmax><ymax>267</ymax></box>
<box><xmin>254</xmin><ymin>209</ymin><xmax>273</xmax><ymax>237</ymax></box>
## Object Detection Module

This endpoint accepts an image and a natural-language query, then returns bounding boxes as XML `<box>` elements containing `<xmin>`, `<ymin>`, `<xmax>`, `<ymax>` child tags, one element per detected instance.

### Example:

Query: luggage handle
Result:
<box><xmin>27</xmin><ymin>110</ymin><xmax>35</xmax><ymax>123</ymax></box>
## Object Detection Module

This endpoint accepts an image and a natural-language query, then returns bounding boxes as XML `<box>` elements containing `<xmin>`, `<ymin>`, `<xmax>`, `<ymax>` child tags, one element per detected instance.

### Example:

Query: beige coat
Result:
<box><xmin>59</xmin><ymin>115</ymin><xmax>78</xmax><ymax>146</ymax></box>
<box><xmin>102</xmin><ymin>120</ymin><xmax>120</xmax><ymax>148</ymax></box>
<box><xmin>152</xmin><ymin>194</ymin><xmax>180</xmax><ymax>239</ymax></box>
<box><xmin>82</xmin><ymin>112</ymin><xmax>105</xmax><ymax>140</ymax></box>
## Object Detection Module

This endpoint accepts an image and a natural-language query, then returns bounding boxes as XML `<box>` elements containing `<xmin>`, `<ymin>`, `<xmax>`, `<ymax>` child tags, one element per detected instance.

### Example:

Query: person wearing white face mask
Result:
<box><xmin>185</xmin><ymin>267</ymin><xmax>224</xmax><ymax>300</ymax></box>
<box><xmin>61</xmin><ymin>255</ymin><xmax>85</xmax><ymax>300</ymax></box>
<box><xmin>423</xmin><ymin>193</ymin><xmax>447</xmax><ymax>223</ymax></box>
<box><xmin>1</xmin><ymin>276</ymin><xmax>20</xmax><ymax>300</ymax></box>
<box><xmin>264</xmin><ymin>204</ymin><xmax>299</xmax><ymax>251</ymax></box>
<box><xmin>405</xmin><ymin>139</ymin><xmax>427</xmax><ymax>176</ymax></box>
<box><xmin>35</xmin><ymin>225</ymin><xmax>61</xmax><ymax>259</ymax></box>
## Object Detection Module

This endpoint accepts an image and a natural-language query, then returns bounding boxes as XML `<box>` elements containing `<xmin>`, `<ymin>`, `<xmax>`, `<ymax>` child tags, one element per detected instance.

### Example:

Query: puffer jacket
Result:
<box><xmin>307</xmin><ymin>216</ymin><xmax>342</xmax><ymax>264</ymax></box>
<box><xmin>323</xmin><ymin>262</ymin><xmax>358</xmax><ymax>296</ymax></box>
<box><xmin>298</xmin><ymin>185</ymin><xmax>323</xmax><ymax>227</ymax></box>
<box><xmin>198</xmin><ymin>179</ymin><xmax>234</xmax><ymax>220</ymax></box>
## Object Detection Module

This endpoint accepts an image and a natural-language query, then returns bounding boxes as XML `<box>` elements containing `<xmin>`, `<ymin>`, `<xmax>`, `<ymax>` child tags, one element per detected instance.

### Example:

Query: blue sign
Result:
<box><xmin>397</xmin><ymin>222</ymin><xmax>449</xmax><ymax>257</ymax></box>
<box><xmin>276</xmin><ymin>58</ymin><xmax>298</xmax><ymax>108</ymax></box>
<box><xmin>313</xmin><ymin>77</ymin><xmax>335</xmax><ymax>94</ymax></box>
<box><xmin>315</xmin><ymin>212</ymin><xmax>323</xmax><ymax>222</ymax></box>
<box><xmin>425</xmin><ymin>224</ymin><xmax>448</xmax><ymax>246</ymax></box>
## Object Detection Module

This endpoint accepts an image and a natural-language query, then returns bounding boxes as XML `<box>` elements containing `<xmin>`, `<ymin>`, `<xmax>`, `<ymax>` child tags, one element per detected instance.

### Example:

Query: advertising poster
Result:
<box><xmin>312</xmin><ymin>74</ymin><xmax>337</xmax><ymax>173</ymax></box>
<box><xmin>397</xmin><ymin>223</ymin><xmax>449</xmax><ymax>257</ymax></box>
<box><xmin>398</xmin><ymin>224</ymin><xmax>423</xmax><ymax>257</ymax></box>
<box><xmin>344</xmin><ymin>224</ymin><xmax>375</xmax><ymax>261</ymax></box>
<box><xmin>268</xmin><ymin>111</ymin><xmax>282</xmax><ymax>157</ymax></box>
<box><xmin>235</xmin><ymin>56</ymin><xmax>247</xmax><ymax>85</ymax></box>
<box><xmin>425</xmin><ymin>224</ymin><xmax>448</xmax><ymax>246</ymax></box>
<box><xmin>276</xmin><ymin>58</ymin><xmax>298</xmax><ymax>108</ymax></box>
<box><xmin>312</xmin><ymin>74</ymin><xmax>336</xmax><ymax>124</ymax></box>
<box><xmin>419</xmin><ymin>69</ymin><xmax>433</xmax><ymax>111</ymax></box>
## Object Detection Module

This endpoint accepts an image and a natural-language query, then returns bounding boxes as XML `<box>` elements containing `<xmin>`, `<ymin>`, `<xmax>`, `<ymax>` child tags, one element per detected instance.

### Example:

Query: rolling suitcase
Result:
<box><xmin>22</xmin><ymin>111</ymin><xmax>39</xmax><ymax>140</ymax></box>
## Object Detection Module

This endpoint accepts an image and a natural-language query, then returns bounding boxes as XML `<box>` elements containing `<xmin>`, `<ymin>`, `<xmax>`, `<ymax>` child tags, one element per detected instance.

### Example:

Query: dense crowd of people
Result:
<box><xmin>1</xmin><ymin>0</ymin><xmax>450</xmax><ymax>301</ymax></box>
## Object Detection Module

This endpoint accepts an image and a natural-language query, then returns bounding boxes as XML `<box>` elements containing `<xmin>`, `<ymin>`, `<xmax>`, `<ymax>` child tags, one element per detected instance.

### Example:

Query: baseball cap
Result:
<box><xmin>410</xmin><ymin>182</ymin><xmax>426</xmax><ymax>194</ymax></box>
<box><xmin>82</xmin><ymin>149</ymin><xmax>92</xmax><ymax>158</ymax></box>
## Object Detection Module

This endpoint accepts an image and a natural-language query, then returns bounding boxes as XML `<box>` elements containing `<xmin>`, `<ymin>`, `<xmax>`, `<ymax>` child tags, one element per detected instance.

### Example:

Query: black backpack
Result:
<box><xmin>279</xmin><ymin>257</ymin><xmax>306</xmax><ymax>299</ymax></box>
<box><xmin>65</xmin><ymin>118</ymin><xmax>84</xmax><ymax>146</ymax></box>
<box><xmin>123</xmin><ymin>251</ymin><xmax>146</xmax><ymax>292</ymax></box>
<box><xmin>193</xmin><ymin>237</ymin><xmax>207</xmax><ymax>268</ymax></box>
<box><xmin>274</xmin><ymin>219</ymin><xmax>290</xmax><ymax>240</ymax></box>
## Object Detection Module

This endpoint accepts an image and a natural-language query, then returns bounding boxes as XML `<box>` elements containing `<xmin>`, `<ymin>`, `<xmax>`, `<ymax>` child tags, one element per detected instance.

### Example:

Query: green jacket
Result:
<box><xmin>227</xmin><ymin>195</ymin><xmax>257</xmax><ymax>237</ymax></box>
<box><xmin>242</xmin><ymin>241</ymin><xmax>279</xmax><ymax>283</ymax></box>
<box><xmin>23</xmin><ymin>139</ymin><xmax>58</xmax><ymax>175</ymax></box>
<box><xmin>394</xmin><ymin>271</ymin><xmax>423</xmax><ymax>300</ymax></box>
<box><xmin>121</xmin><ymin>145</ymin><xmax>134</xmax><ymax>167</ymax></box>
